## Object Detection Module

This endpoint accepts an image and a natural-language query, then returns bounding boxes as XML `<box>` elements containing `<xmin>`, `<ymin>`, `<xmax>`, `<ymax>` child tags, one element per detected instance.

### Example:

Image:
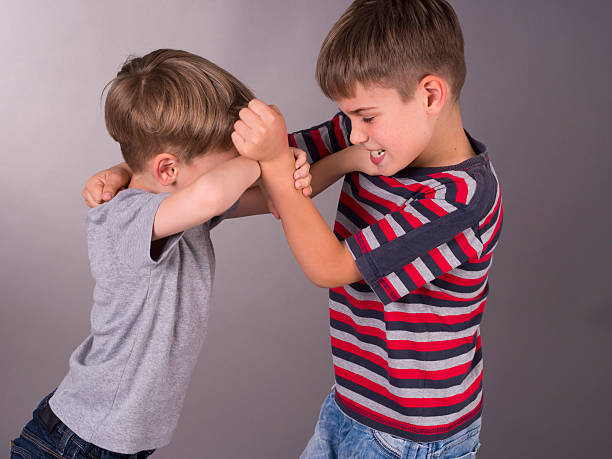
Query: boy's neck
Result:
<box><xmin>411</xmin><ymin>101</ymin><xmax>476</xmax><ymax>168</ymax></box>
<box><xmin>129</xmin><ymin>174</ymin><xmax>173</xmax><ymax>194</ymax></box>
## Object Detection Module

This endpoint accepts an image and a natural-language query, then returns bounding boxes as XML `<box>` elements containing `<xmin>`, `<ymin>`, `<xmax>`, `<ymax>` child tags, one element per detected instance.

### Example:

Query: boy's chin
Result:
<box><xmin>378</xmin><ymin>163</ymin><xmax>404</xmax><ymax>177</ymax></box>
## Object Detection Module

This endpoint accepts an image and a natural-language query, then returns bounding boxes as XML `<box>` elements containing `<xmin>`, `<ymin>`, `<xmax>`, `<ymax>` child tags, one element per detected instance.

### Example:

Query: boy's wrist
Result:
<box><xmin>259</xmin><ymin>149</ymin><xmax>295</xmax><ymax>179</ymax></box>
<box><xmin>258</xmin><ymin>147</ymin><xmax>293</xmax><ymax>166</ymax></box>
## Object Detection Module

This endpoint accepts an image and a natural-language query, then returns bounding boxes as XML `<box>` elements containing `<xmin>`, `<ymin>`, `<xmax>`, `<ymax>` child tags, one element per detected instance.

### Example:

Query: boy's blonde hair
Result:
<box><xmin>104</xmin><ymin>49</ymin><xmax>253</xmax><ymax>172</ymax></box>
<box><xmin>316</xmin><ymin>0</ymin><xmax>466</xmax><ymax>101</ymax></box>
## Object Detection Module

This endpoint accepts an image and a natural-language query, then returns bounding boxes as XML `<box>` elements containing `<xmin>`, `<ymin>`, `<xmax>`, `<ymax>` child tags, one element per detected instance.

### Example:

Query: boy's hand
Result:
<box><xmin>232</xmin><ymin>99</ymin><xmax>291</xmax><ymax>162</ymax></box>
<box><xmin>82</xmin><ymin>164</ymin><xmax>132</xmax><ymax>207</ymax></box>
<box><xmin>264</xmin><ymin>148</ymin><xmax>312</xmax><ymax>219</ymax></box>
<box><xmin>293</xmin><ymin>148</ymin><xmax>312</xmax><ymax>197</ymax></box>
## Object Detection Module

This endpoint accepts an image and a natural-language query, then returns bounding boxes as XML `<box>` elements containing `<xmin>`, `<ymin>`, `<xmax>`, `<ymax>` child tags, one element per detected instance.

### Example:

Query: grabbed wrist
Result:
<box><xmin>258</xmin><ymin>147</ymin><xmax>293</xmax><ymax>165</ymax></box>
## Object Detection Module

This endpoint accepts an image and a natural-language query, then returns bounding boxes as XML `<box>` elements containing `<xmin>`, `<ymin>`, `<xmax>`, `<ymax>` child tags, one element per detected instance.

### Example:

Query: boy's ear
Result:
<box><xmin>419</xmin><ymin>75</ymin><xmax>447</xmax><ymax>115</ymax></box>
<box><xmin>153</xmin><ymin>153</ymin><xmax>180</xmax><ymax>186</ymax></box>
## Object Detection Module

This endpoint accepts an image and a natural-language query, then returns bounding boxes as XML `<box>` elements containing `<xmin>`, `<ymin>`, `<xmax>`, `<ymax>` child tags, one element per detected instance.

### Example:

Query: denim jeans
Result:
<box><xmin>10</xmin><ymin>392</ymin><xmax>155</xmax><ymax>459</ymax></box>
<box><xmin>300</xmin><ymin>390</ymin><xmax>481</xmax><ymax>459</ymax></box>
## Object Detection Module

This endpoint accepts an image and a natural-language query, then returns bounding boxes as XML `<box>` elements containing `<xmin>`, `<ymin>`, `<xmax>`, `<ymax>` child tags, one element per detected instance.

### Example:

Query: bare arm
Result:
<box><xmin>82</xmin><ymin>151</ymin><xmax>312</xmax><ymax>215</ymax></box>
<box><xmin>152</xmin><ymin>157</ymin><xmax>260</xmax><ymax>240</ymax></box>
<box><xmin>230</xmin><ymin>144</ymin><xmax>366</xmax><ymax>218</ymax></box>
<box><xmin>232</xmin><ymin>100</ymin><xmax>365</xmax><ymax>287</ymax></box>
<box><xmin>308</xmin><ymin>144</ymin><xmax>373</xmax><ymax>195</ymax></box>
<box><xmin>259</xmin><ymin>153</ymin><xmax>362</xmax><ymax>287</ymax></box>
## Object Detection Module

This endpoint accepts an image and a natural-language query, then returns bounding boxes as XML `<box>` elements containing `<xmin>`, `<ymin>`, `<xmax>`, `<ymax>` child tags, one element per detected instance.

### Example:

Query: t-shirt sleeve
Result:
<box><xmin>87</xmin><ymin>190</ymin><xmax>182</xmax><ymax>273</ymax></box>
<box><xmin>344</xmin><ymin>171</ymin><xmax>490</xmax><ymax>305</ymax></box>
<box><xmin>288</xmin><ymin>112</ymin><xmax>352</xmax><ymax>164</ymax></box>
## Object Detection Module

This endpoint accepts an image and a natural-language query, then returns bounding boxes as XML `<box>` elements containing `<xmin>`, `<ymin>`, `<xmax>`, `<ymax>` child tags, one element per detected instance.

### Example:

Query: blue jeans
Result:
<box><xmin>301</xmin><ymin>391</ymin><xmax>481</xmax><ymax>459</ymax></box>
<box><xmin>10</xmin><ymin>392</ymin><xmax>155</xmax><ymax>459</ymax></box>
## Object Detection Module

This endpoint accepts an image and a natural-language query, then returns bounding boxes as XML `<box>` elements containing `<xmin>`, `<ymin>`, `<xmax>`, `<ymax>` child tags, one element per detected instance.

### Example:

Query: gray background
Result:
<box><xmin>1</xmin><ymin>1</ymin><xmax>611</xmax><ymax>458</ymax></box>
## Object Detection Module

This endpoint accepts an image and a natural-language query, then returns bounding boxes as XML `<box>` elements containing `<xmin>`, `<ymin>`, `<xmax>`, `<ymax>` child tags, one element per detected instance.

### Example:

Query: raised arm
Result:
<box><xmin>82</xmin><ymin>151</ymin><xmax>312</xmax><ymax>215</ymax></box>
<box><xmin>83</xmin><ymin>113</ymin><xmax>351</xmax><ymax>209</ymax></box>
<box><xmin>152</xmin><ymin>157</ymin><xmax>260</xmax><ymax>240</ymax></box>
<box><xmin>232</xmin><ymin>100</ymin><xmax>365</xmax><ymax>287</ymax></box>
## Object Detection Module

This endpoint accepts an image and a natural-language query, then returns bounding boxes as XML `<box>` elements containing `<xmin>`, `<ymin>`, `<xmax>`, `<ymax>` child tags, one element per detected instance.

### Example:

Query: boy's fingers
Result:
<box><xmin>233</xmin><ymin>120</ymin><xmax>253</xmax><ymax>141</ymax></box>
<box><xmin>269</xmin><ymin>104</ymin><xmax>283</xmax><ymax>117</ymax></box>
<box><xmin>238</xmin><ymin>106</ymin><xmax>262</xmax><ymax>128</ymax></box>
<box><xmin>101</xmin><ymin>186</ymin><xmax>116</xmax><ymax>202</ymax></box>
<box><xmin>82</xmin><ymin>187</ymin><xmax>101</xmax><ymax>208</ymax></box>
<box><xmin>231</xmin><ymin>131</ymin><xmax>247</xmax><ymax>153</ymax></box>
<box><xmin>294</xmin><ymin>164</ymin><xmax>310</xmax><ymax>179</ymax></box>
<box><xmin>84</xmin><ymin>181</ymin><xmax>102</xmax><ymax>202</ymax></box>
<box><xmin>247</xmin><ymin>98</ymin><xmax>268</xmax><ymax>114</ymax></box>
<box><xmin>295</xmin><ymin>174</ymin><xmax>312</xmax><ymax>189</ymax></box>
<box><xmin>293</xmin><ymin>148</ymin><xmax>307</xmax><ymax>167</ymax></box>
<box><xmin>100</xmin><ymin>177</ymin><xmax>124</xmax><ymax>202</ymax></box>
<box><xmin>301</xmin><ymin>185</ymin><xmax>313</xmax><ymax>197</ymax></box>
<box><xmin>248</xmin><ymin>98</ymin><xmax>276</xmax><ymax>120</ymax></box>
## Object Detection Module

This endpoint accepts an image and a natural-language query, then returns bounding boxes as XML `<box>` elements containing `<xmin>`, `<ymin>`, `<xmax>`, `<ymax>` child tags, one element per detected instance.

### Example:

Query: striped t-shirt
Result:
<box><xmin>289</xmin><ymin>113</ymin><xmax>503</xmax><ymax>442</ymax></box>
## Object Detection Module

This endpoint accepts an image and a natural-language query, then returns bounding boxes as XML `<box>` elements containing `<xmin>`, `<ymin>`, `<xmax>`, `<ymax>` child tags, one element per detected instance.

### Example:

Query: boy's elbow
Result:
<box><xmin>308</xmin><ymin>271</ymin><xmax>346</xmax><ymax>289</ymax></box>
<box><xmin>311</xmin><ymin>277</ymin><xmax>331</xmax><ymax>289</ymax></box>
<box><xmin>305</xmin><ymin>249</ymin><xmax>361</xmax><ymax>289</ymax></box>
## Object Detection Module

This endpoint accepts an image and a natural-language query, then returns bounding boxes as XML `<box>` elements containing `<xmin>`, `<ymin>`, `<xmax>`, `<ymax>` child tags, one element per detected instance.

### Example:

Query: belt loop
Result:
<box><xmin>58</xmin><ymin>424</ymin><xmax>75</xmax><ymax>455</ymax></box>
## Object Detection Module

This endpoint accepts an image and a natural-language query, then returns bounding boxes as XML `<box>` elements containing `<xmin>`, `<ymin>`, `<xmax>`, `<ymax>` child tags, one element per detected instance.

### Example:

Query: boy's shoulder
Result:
<box><xmin>354</xmin><ymin>137</ymin><xmax>498</xmax><ymax>216</ymax></box>
<box><xmin>87</xmin><ymin>188</ymin><xmax>165</xmax><ymax>226</ymax></box>
<box><xmin>86</xmin><ymin>189</ymin><xmax>178</xmax><ymax>274</ymax></box>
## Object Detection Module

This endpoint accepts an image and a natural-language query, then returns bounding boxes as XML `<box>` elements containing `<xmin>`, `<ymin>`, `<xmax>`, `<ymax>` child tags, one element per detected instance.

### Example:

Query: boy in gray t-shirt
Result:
<box><xmin>10</xmin><ymin>49</ymin><xmax>311</xmax><ymax>458</ymax></box>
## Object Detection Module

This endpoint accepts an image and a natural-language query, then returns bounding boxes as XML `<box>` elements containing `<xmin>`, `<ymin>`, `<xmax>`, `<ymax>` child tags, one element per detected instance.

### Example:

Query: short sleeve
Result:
<box><xmin>87</xmin><ymin>190</ymin><xmax>182</xmax><ymax>275</ymax></box>
<box><xmin>288</xmin><ymin>112</ymin><xmax>352</xmax><ymax>164</ymax></box>
<box><xmin>345</xmin><ymin>173</ymin><xmax>491</xmax><ymax>305</ymax></box>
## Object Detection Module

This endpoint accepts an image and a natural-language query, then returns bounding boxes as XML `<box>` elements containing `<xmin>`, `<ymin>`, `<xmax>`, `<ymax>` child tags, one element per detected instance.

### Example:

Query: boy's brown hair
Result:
<box><xmin>316</xmin><ymin>0</ymin><xmax>466</xmax><ymax>101</ymax></box>
<box><xmin>104</xmin><ymin>49</ymin><xmax>253</xmax><ymax>172</ymax></box>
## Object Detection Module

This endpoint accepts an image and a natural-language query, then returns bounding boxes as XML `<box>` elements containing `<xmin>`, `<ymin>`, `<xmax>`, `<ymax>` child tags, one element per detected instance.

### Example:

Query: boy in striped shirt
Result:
<box><xmin>232</xmin><ymin>0</ymin><xmax>503</xmax><ymax>457</ymax></box>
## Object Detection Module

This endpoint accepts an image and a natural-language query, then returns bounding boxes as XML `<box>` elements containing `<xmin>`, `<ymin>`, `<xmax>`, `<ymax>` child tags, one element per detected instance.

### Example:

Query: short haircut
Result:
<box><xmin>316</xmin><ymin>0</ymin><xmax>466</xmax><ymax>101</ymax></box>
<box><xmin>104</xmin><ymin>49</ymin><xmax>253</xmax><ymax>172</ymax></box>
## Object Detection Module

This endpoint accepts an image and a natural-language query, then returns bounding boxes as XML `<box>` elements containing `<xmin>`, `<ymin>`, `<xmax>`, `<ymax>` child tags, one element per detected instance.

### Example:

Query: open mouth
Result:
<box><xmin>370</xmin><ymin>149</ymin><xmax>386</xmax><ymax>164</ymax></box>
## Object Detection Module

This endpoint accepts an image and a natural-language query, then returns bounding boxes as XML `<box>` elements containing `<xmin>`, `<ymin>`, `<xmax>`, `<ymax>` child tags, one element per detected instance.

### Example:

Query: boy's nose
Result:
<box><xmin>349</xmin><ymin>128</ymin><xmax>368</xmax><ymax>145</ymax></box>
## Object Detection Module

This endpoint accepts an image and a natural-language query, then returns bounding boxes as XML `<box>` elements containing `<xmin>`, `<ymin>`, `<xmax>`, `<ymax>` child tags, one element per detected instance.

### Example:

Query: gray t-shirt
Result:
<box><xmin>50</xmin><ymin>188</ymin><xmax>234</xmax><ymax>454</ymax></box>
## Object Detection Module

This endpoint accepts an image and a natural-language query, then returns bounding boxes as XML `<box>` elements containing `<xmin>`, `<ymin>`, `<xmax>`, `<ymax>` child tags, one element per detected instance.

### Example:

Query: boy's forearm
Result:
<box><xmin>260</xmin><ymin>151</ymin><xmax>361</xmax><ymax>287</ymax></box>
<box><xmin>193</xmin><ymin>157</ymin><xmax>261</xmax><ymax>215</ymax></box>
<box><xmin>153</xmin><ymin>157</ymin><xmax>260</xmax><ymax>239</ymax></box>
<box><xmin>227</xmin><ymin>183</ymin><xmax>269</xmax><ymax>218</ymax></box>
<box><xmin>310</xmin><ymin>147</ymin><xmax>358</xmax><ymax>197</ymax></box>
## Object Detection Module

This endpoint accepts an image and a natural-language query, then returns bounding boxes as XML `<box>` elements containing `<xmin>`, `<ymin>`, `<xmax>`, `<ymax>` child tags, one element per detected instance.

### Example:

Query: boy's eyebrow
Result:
<box><xmin>341</xmin><ymin>106</ymin><xmax>377</xmax><ymax>115</ymax></box>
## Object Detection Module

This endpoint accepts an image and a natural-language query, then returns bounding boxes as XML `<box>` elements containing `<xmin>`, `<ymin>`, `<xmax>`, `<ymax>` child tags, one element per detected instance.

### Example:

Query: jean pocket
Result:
<box><xmin>448</xmin><ymin>442</ymin><xmax>480</xmax><ymax>458</ymax></box>
<box><xmin>10</xmin><ymin>442</ymin><xmax>32</xmax><ymax>459</ymax></box>
<box><xmin>372</xmin><ymin>429</ymin><xmax>406</xmax><ymax>458</ymax></box>
<box><xmin>436</xmin><ymin>439</ymin><xmax>480</xmax><ymax>459</ymax></box>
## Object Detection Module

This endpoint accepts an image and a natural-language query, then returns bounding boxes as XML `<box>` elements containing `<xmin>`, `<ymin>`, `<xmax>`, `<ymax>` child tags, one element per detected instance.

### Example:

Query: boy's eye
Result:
<box><xmin>362</xmin><ymin>116</ymin><xmax>375</xmax><ymax>123</ymax></box>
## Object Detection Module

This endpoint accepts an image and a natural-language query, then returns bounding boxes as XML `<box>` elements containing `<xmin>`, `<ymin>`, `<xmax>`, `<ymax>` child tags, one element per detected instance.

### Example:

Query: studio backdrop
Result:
<box><xmin>1</xmin><ymin>1</ymin><xmax>610</xmax><ymax>458</ymax></box>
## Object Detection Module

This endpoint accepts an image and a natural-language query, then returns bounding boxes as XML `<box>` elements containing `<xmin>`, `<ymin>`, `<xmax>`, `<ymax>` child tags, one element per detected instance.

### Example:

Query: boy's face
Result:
<box><xmin>337</xmin><ymin>83</ymin><xmax>434</xmax><ymax>176</ymax></box>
